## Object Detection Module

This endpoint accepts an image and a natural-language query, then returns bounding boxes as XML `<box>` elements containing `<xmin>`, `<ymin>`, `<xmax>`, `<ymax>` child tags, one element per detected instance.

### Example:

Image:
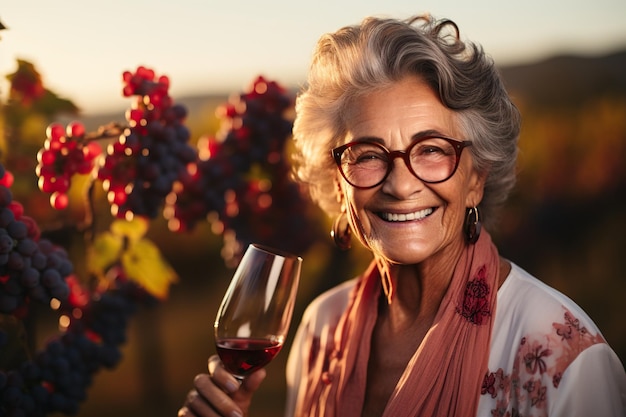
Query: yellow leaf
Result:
<box><xmin>87</xmin><ymin>232</ymin><xmax>123</xmax><ymax>278</ymax></box>
<box><xmin>121</xmin><ymin>238</ymin><xmax>178</xmax><ymax>300</ymax></box>
<box><xmin>111</xmin><ymin>217</ymin><xmax>148</xmax><ymax>242</ymax></box>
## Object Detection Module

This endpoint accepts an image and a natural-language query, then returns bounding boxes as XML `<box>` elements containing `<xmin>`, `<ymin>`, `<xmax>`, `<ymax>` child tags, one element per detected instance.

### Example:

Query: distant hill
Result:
<box><xmin>499</xmin><ymin>49</ymin><xmax>626</xmax><ymax>108</ymax></box>
<box><xmin>76</xmin><ymin>48</ymin><xmax>626</xmax><ymax>129</ymax></box>
<box><xmin>76</xmin><ymin>94</ymin><xmax>229</xmax><ymax>131</ymax></box>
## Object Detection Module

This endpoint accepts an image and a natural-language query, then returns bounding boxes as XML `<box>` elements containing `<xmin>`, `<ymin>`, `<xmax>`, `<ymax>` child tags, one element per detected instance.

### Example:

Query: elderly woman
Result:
<box><xmin>180</xmin><ymin>14</ymin><xmax>626</xmax><ymax>417</ymax></box>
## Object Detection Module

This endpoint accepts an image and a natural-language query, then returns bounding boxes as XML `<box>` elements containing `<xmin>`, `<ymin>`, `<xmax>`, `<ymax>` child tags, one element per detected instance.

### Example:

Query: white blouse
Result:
<box><xmin>285</xmin><ymin>262</ymin><xmax>626</xmax><ymax>416</ymax></box>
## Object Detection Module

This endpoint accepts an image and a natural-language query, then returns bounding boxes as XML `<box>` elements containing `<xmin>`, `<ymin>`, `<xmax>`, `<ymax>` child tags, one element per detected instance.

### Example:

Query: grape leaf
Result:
<box><xmin>87</xmin><ymin>231</ymin><xmax>124</xmax><ymax>277</ymax></box>
<box><xmin>121</xmin><ymin>238</ymin><xmax>178</xmax><ymax>300</ymax></box>
<box><xmin>88</xmin><ymin>218</ymin><xmax>177</xmax><ymax>299</ymax></box>
<box><xmin>110</xmin><ymin>217</ymin><xmax>149</xmax><ymax>242</ymax></box>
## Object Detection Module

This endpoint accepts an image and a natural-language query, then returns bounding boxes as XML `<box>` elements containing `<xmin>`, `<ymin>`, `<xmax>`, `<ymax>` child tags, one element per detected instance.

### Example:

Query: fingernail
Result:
<box><xmin>230</xmin><ymin>411</ymin><xmax>243</xmax><ymax>417</ymax></box>
<box><xmin>225</xmin><ymin>380</ymin><xmax>239</xmax><ymax>393</ymax></box>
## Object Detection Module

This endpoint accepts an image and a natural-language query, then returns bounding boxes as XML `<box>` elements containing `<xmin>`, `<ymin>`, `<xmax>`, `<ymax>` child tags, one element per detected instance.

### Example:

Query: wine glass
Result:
<box><xmin>214</xmin><ymin>243</ymin><xmax>302</xmax><ymax>380</ymax></box>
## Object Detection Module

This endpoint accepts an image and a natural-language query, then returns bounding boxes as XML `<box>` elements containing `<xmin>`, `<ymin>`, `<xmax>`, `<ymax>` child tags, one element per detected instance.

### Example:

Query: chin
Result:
<box><xmin>369</xmin><ymin>238</ymin><xmax>433</xmax><ymax>265</ymax></box>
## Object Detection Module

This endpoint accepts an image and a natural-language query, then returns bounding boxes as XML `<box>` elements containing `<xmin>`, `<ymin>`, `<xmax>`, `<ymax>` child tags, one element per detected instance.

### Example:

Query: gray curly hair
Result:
<box><xmin>291</xmin><ymin>14</ymin><xmax>521</xmax><ymax>230</ymax></box>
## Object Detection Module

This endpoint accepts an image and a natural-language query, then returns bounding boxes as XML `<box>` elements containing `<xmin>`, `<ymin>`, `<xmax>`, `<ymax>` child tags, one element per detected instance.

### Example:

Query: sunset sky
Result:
<box><xmin>1</xmin><ymin>0</ymin><xmax>625</xmax><ymax>114</ymax></box>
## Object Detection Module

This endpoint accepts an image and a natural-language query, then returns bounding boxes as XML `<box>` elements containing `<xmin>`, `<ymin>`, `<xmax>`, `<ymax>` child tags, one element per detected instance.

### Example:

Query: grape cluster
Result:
<box><xmin>1</xmin><ymin>160</ymin><xmax>157</xmax><ymax>416</ymax></box>
<box><xmin>6</xmin><ymin>59</ymin><xmax>46</xmax><ymax>106</ymax></box>
<box><xmin>97</xmin><ymin>66</ymin><xmax>198</xmax><ymax>220</ymax></box>
<box><xmin>165</xmin><ymin>76</ymin><xmax>320</xmax><ymax>260</ymax></box>
<box><xmin>36</xmin><ymin>121</ymin><xmax>102</xmax><ymax>210</ymax></box>
<box><xmin>0</xmin><ymin>167</ymin><xmax>72</xmax><ymax>316</ymax></box>
<box><xmin>0</xmin><ymin>273</ymin><xmax>152</xmax><ymax>416</ymax></box>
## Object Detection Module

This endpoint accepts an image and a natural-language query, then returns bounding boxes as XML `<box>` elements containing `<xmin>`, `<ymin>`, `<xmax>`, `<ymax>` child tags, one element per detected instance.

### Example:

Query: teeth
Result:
<box><xmin>380</xmin><ymin>208</ymin><xmax>433</xmax><ymax>222</ymax></box>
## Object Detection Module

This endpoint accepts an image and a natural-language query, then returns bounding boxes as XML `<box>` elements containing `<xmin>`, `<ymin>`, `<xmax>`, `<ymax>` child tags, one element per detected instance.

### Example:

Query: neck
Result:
<box><xmin>374</xmin><ymin>243</ymin><xmax>464</xmax><ymax>330</ymax></box>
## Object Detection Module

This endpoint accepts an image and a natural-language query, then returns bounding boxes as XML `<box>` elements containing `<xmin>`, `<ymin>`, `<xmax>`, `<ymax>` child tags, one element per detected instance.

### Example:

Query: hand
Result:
<box><xmin>178</xmin><ymin>354</ymin><xmax>267</xmax><ymax>417</ymax></box>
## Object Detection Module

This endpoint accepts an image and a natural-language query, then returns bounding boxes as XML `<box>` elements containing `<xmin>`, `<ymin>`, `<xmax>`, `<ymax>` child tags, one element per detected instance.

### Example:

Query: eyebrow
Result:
<box><xmin>411</xmin><ymin>129</ymin><xmax>448</xmax><ymax>140</ymax></box>
<box><xmin>350</xmin><ymin>129</ymin><xmax>450</xmax><ymax>145</ymax></box>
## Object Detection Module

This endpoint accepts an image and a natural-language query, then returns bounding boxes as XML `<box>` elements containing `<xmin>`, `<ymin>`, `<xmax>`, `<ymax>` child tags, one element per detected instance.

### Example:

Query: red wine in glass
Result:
<box><xmin>214</xmin><ymin>244</ymin><xmax>302</xmax><ymax>380</ymax></box>
<box><xmin>216</xmin><ymin>337</ymin><xmax>283</xmax><ymax>377</ymax></box>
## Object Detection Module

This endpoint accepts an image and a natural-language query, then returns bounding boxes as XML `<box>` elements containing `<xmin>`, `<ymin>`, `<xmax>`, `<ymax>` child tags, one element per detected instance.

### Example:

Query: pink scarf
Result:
<box><xmin>295</xmin><ymin>231</ymin><xmax>500</xmax><ymax>417</ymax></box>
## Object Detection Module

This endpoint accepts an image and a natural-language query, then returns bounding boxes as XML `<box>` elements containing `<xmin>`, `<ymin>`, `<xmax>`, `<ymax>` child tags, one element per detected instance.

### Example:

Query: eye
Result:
<box><xmin>412</xmin><ymin>139</ymin><xmax>455</xmax><ymax>159</ymax></box>
<box><xmin>420</xmin><ymin>145</ymin><xmax>444</xmax><ymax>155</ymax></box>
<box><xmin>415</xmin><ymin>144</ymin><xmax>447</xmax><ymax>155</ymax></box>
<box><xmin>344</xmin><ymin>144</ymin><xmax>387</xmax><ymax>164</ymax></box>
<box><xmin>355</xmin><ymin>150</ymin><xmax>385</xmax><ymax>163</ymax></box>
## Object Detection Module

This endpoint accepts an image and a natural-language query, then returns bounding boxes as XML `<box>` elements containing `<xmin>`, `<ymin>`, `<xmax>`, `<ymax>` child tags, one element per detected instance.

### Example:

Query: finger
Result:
<box><xmin>207</xmin><ymin>355</ymin><xmax>240</xmax><ymax>394</ymax></box>
<box><xmin>226</xmin><ymin>368</ymin><xmax>266</xmax><ymax>413</ymax></box>
<box><xmin>192</xmin><ymin>374</ymin><xmax>243</xmax><ymax>417</ymax></box>
<box><xmin>183</xmin><ymin>389</ymin><xmax>219</xmax><ymax>417</ymax></box>
<box><xmin>177</xmin><ymin>405</ymin><xmax>196</xmax><ymax>417</ymax></box>
<box><xmin>241</xmin><ymin>368</ymin><xmax>266</xmax><ymax>394</ymax></box>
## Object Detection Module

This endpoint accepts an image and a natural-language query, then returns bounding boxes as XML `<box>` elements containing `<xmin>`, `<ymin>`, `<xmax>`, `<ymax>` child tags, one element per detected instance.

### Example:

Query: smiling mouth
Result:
<box><xmin>378</xmin><ymin>208</ymin><xmax>434</xmax><ymax>222</ymax></box>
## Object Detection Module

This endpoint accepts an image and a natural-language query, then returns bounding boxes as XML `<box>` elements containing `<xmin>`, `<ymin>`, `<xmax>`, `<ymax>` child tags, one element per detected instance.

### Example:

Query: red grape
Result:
<box><xmin>50</xmin><ymin>192</ymin><xmax>69</xmax><ymax>210</ymax></box>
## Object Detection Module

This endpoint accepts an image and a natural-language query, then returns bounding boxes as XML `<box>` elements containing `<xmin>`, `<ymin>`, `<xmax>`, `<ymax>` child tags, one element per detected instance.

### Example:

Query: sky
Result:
<box><xmin>1</xmin><ymin>0</ymin><xmax>625</xmax><ymax>115</ymax></box>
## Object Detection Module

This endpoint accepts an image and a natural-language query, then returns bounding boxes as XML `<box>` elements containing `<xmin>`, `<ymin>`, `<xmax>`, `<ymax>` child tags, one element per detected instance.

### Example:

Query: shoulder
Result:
<box><xmin>492</xmin><ymin>262</ymin><xmax>612</xmax><ymax>368</ymax></box>
<box><xmin>494</xmin><ymin>262</ymin><xmax>603</xmax><ymax>338</ymax></box>
<box><xmin>285</xmin><ymin>278</ymin><xmax>357</xmax><ymax>416</ymax></box>
<box><xmin>299</xmin><ymin>278</ymin><xmax>357</xmax><ymax>336</ymax></box>
<box><xmin>480</xmin><ymin>262</ymin><xmax>626</xmax><ymax>416</ymax></box>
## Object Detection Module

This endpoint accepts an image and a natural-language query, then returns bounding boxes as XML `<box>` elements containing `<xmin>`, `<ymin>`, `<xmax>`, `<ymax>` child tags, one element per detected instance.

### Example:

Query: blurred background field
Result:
<box><xmin>3</xmin><ymin>48</ymin><xmax>626</xmax><ymax>416</ymax></box>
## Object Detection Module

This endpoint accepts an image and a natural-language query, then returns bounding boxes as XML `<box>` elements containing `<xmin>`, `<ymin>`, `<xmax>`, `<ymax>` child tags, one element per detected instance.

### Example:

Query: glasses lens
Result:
<box><xmin>409</xmin><ymin>138</ymin><xmax>458</xmax><ymax>182</ymax></box>
<box><xmin>338</xmin><ymin>142</ymin><xmax>388</xmax><ymax>188</ymax></box>
<box><xmin>337</xmin><ymin>138</ymin><xmax>462</xmax><ymax>188</ymax></box>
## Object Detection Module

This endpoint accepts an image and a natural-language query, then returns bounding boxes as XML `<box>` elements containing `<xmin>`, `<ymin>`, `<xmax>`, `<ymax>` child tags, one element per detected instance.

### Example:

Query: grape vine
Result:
<box><xmin>1</xmin><ymin>64</ymin><xmax>319</xmax><ymax>416</ymax></box>
<box><xmin>165</xmin><ymin>76</ymin><xmax>320</xmax><ymax>260</ymax></box>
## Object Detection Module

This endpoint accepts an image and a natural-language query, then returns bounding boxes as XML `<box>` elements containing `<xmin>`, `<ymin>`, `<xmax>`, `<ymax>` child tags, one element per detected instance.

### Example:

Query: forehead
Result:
<box><xmin>343</xmin><ymin>76</ymin><xmax>460</xmax><ymax>141</ymax></box>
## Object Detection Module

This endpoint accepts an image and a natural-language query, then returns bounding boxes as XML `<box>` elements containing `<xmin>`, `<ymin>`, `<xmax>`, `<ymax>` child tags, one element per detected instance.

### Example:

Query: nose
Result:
<box><xmin>381</xmin><ymin>153</ymin><xmax>424</xmax><ymax>197</ymax></box>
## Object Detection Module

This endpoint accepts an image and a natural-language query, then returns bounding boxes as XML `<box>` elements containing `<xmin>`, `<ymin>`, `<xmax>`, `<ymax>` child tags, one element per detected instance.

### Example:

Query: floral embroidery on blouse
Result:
<box><xmin>458</xmin><ymin>264</ymin><xmax>492</xmax><ymax>325</ymax></box>
<box><xmin>481</xmin><ymin>308</ymin><xmax>606</xmax><ymax>417</ymax></box>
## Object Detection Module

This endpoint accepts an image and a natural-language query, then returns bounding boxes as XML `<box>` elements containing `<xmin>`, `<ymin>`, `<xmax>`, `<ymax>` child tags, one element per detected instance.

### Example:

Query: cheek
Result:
<box><xmin>342</xmin><ymin>186</ymin><xmax>365</xmax><ymax>211</ymax></box>
<box><xmin>459</xmin><ymin>159</ymin><xmax>486</xmax><ymax>206</ymax></box>
<box><xmin>342</xmin><ymin>188</ymin><xmax>373</xmax><ymax>238</ymax></box>
<box><xmin>436</xmin><ymin>175</ymin><xmax>477</xmax><ymax>231</ymax></box>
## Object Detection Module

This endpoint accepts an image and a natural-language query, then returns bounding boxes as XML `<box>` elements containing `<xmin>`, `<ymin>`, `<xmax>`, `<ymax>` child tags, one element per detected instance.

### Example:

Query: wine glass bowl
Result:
<box><xmin>214</xmin><ymin>244</ymin><xmax>302</xmax><ymax>380</ymax></box>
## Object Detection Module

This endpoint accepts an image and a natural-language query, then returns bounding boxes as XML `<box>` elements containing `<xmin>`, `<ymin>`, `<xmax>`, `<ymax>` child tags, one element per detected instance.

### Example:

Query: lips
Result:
<box><xmin>378</xmin><ymin>207</ymin><xmax>434</xmax><ymax>222</ymax></box>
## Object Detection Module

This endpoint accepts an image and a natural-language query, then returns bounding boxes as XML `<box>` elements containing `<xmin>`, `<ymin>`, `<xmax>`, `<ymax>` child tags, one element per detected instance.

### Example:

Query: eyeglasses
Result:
<box><xmin>331</xmin><ymin>136</ymin><xmax>472</xmax><ymax>189</ymax></box>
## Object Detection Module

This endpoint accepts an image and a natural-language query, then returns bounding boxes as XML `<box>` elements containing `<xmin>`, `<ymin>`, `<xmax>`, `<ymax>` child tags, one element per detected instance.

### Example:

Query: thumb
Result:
<box><xmin>231</xmin><ymin>368</ymin><xmax>267</xmax><ymax>414</ymax></box>
<box><xmin>241</xmin><ymin>368</ymin><xmax>267</xmax><ymax>393</ymax></box>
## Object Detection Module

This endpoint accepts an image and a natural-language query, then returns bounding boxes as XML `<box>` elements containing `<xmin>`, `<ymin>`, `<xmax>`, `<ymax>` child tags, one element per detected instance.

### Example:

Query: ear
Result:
<box><xmin>465</xmin><ymin>168</ymin><xmax>487</xmax><ymax>208</ymax></box>
<box><xmin>335</xmin><ymin>177</ymin><xmax>345</xmax><ymax>205</ymax></box>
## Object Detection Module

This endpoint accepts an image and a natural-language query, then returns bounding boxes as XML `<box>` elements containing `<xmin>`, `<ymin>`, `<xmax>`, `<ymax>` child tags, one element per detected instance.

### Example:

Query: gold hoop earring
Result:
<box><xmin>465</xmin><ymin>206</ymin><xmax>481</xmax><ymax>244</ymax></box>
<box><xmin>331</xmin><ymin>210</ymin><xmax>351</xmax><ymax>250</ymax></box>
